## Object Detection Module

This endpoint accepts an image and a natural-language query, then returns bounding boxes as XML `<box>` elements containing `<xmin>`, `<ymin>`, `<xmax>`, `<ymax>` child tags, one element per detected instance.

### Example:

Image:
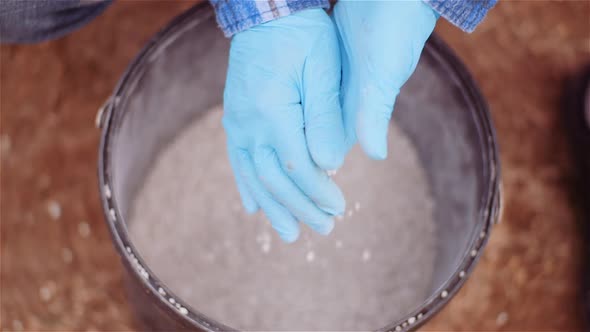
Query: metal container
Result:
<box><xmin>97</xmin><ymin>3</ymin><xmax>502</xmax><ymax>331</ymax></box>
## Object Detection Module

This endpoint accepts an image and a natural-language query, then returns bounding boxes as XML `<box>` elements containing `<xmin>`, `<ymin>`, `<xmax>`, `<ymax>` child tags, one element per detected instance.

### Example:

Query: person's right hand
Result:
<box><xmin>223</xmin><ymin>9</ymin><xmax>346</xmax><ymax>243</ymax></box>
<box><xmin>333</xmin><ymin>0</ymin><xmax>438</xmax><ymax>159</ymax></box>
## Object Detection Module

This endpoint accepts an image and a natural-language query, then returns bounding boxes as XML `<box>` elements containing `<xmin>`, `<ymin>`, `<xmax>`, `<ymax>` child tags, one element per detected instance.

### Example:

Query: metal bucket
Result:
<box><xmin>97</xmin><ymin>4</ymin><xmax>502</xmax><ymax>331</ymax></box>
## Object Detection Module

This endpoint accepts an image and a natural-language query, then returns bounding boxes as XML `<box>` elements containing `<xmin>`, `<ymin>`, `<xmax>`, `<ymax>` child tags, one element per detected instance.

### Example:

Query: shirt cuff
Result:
<box><xmin>210</xmin><ymin>0</ymin><xmax>330</xmax><ymax>37</ymax></box>
<box><xmin>423</xmin><ymin>0</ymin><xmax>497</xmax><ymax>32</ymax></box>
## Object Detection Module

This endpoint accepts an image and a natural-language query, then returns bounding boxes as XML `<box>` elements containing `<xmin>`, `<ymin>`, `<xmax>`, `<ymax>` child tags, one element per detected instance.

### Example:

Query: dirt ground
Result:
<box><xmin>1</xmin><ymin>1</ymin><xmax>589</xmax><ymax>331</ymax></box>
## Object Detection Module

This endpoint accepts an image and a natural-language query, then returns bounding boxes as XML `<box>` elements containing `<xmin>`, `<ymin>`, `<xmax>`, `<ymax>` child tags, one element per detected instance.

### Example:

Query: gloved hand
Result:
<box><xmin>333</xmin><ymin>0</ymin><xmax>438</xmax><ymax>159</ymax></box>
<box><xmin>223</xmin><ymin>9</ymin><xmax>346</xmax><ymax>243</ymax></box>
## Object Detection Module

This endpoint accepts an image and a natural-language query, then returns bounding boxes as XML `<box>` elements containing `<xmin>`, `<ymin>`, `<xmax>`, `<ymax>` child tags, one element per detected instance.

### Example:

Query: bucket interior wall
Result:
<box><xmin>109</xmin><ymin>12</ymin><xmax>485</xmax><ymax>325</ymax></box>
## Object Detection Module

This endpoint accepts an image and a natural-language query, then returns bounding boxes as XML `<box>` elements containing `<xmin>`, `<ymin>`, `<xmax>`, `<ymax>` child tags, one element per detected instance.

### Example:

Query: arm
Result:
<box><xmin>209</xmin><ymin>0</ymin><xmax>330</xmax><ymax>37</ymax></box>
<box><xmin>333</xmin><ymin>0</ymin><xmax>497</xmax><ymax>159</ymax></box>
<box><xmin>424</xmin><ymin>0</ymin><xmax>498</xmax><ymax>32</ymax></box>
<box><xmin>211</xmin><ymin>2</ymin><xmax>347</xmax><ymax>242</ymax></box>
<box><xmin>0</xmin><ymin>0</ymin><xmax>112</xmax><ymax>44</ymax></box>
<box><xmin>209</xmin><ymin>0</ymin><xmax>498</xmax><ymax>37</ymax></box>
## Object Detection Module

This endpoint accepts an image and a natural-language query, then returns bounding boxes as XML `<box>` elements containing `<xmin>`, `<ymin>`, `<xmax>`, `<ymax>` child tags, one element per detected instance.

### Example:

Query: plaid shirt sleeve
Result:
<box><xmin>210</xmin><ymin>0</ymin><xmax>330</xmax><ymax>37</ymax></box>
<box><xmin>423</xmin><ymin>0</ymin><xmax>497</xmax><ymax>32</ymax></box>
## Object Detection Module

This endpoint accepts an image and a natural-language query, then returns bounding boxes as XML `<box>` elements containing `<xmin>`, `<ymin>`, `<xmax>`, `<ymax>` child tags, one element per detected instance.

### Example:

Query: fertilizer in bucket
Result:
<box><xmin>98</xmin><ymin>6</ymin><xmax>500</xmax><ymax>331</ymax></box>
<box><xmin>128</xmin><ymin>106</ymin><xmax>437</xmax><ymax>331</ymax></box>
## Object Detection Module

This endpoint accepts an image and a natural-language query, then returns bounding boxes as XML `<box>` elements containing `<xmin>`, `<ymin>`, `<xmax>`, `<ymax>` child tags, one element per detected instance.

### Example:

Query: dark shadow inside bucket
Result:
<box><xmin>103</xmin><ymin>9</ymin><xmax>495</xmax><ymax>332</ymax></box>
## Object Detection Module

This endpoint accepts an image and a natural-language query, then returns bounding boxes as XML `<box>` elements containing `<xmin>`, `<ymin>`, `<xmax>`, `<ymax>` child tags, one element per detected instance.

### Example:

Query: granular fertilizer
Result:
<box><xmin>129</xmin><ymin>106</ymin><xmax>437</xmax><ymax>331</ymax></box>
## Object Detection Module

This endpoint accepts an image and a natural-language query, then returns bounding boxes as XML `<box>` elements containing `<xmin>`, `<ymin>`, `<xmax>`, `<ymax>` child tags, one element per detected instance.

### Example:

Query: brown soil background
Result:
<box><xmin>1</xmin><ymin>1</ymin><xmax>589</xmax><ymax>331</ymax></box>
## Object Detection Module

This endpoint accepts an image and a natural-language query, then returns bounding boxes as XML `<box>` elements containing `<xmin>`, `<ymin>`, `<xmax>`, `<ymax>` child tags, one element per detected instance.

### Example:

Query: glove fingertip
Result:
<box><xmin>362</xmin><ymin>139</ymin><xmax>388</xmax><ymax>160</ymax></box>
<box><xmin>305</xmin><ymin>103</ymin><xmax>347</xmax><ymax>171</ymax></box>
<box><xmin>320</xmin><ymin>204</ymin><xmax>345</xmax><ymax>217</ymax></box>
<box><xmin>317</xmin><ymin>191</ymin><xmax>346</xmax><ymax>217</ymax></box>
<box><xmin>313</xmin><ymin>217</ymin><xmax>335</xmax><ymax>236</ymax></box>
<box><xmin>356</xmin><ymin>97</ymin><xmax>394</xmax><ymax>161</ymax></box>
<box><xmin>279</xmin><ymin>229</ymin><xmax>300</xmax><ymax>243</ymax></box>
<box><xmin>242</xmin><ymin>199</ymin><xmax>260</xmax><ymax>214</ymax></box>
<box><xmin>311</xmin><ymin>146</ymin><xmax>346</xmax><ymax>171</ymax></box>
<box><xmin>235</xmin><ymin>170</ymin><xmax>260</xmax><ymax>214</ymax></box>
<box><xmin>228</xmin><ymin>149</ymin><xmax>260</xmax><ymax>214</ymax></box>
<box><xmin>357</xmin><ymin>116</ymin><xmax>389</xmax><ymax>160</ymax></box>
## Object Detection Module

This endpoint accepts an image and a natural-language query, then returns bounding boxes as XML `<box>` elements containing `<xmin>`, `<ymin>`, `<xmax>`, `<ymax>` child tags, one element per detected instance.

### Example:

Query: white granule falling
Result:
<box><xmin>257</xmin><ymin>232</ymin><xmax>272</xmax><ymax>253</ymax></box>
<box><xmin>39</xmin><ymin>281</ymin><xmax>56</xmax><ymax>302</ymax></box>
<box><xmin>256</xmin><ymin>232</ymin><xmax>271</xmax><ymax>245</ymax></box>
<box><xmin>354</xmin><ymin>202</ymin><xmax>361</xmax><ymax>212</ymax></box>
<box><xmin>362</xmin><ymin>249</ymin><xmax>371</xmax><ymax>262</ymax></box>
<box><xmin>78</xmin><ymin>222</ymin><xmax>91</xmax><ymax>238</ymax></box>
<box><xmin>47</xmin><ymin>200</ymin><xmax>61</xmax><ymax>220</ymax></box>
<box><xmin>261</xmin><ymin>242</ymin><xmax>271</xmax><ymax>254</ymax></box>
<box><xmin>128</xmin><ymin>107</ymin><xmax>437</xmax><ymax>331</ymax></box>
<box><xmin>61</xmin><ymin>248</ymin><xmax>73</xmax><ymax>264</ymax></box>
<box><xmin>496</xmin><ymin>311</ymin><xmax>509</xmax><ymax>326</ymax></box>
<box><xmin>39</xmin><ymin>287</ymin><xmax>52</xmax><ymax>302</ymax></box>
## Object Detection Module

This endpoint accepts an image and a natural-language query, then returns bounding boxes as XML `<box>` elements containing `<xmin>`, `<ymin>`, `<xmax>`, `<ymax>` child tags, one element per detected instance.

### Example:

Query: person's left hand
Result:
<box><xmin>333</xmin><ymin>0</ymin><xmax>438</xmax><ymax>159</ymax></box>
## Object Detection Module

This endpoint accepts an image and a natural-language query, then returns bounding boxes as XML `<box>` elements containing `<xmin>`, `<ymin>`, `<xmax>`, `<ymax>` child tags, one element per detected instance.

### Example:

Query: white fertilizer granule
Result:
<box><xmin>47</xmin><ymin>200</ymin><xmax>61</xmax><ymax>220</ymax></box>
<box><xmin>306</xmin><ymin>250</ymin><xmax>316</xmax><ymax>263</ymax></box>
<box><xmin>129</xmin><ymin>106</ymin><xmax>437</xmax><ymax>331</ymax></box>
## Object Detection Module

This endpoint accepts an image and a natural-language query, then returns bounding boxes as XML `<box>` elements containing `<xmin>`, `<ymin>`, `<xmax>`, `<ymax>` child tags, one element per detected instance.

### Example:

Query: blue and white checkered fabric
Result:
<box><xmin>210</xmin><ymin>0</ymin><xmax>330</xmax><ymax>37</ymax></box>
<box><xmin>423</xmin><ymin>0</ymin><xmax>497</xmax><ymax>32</ymax></box>
<box><xmin>210</xmin><ymin>0</ymin><xmax>497</xmax><ymax>37</ymax></box>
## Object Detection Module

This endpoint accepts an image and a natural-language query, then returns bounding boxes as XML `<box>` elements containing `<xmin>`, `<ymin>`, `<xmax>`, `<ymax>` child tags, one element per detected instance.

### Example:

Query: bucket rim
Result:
<box><xmin>97</xmin><ymin>3</ymin><xmax>502</xmax><ymax>331</ymax></box>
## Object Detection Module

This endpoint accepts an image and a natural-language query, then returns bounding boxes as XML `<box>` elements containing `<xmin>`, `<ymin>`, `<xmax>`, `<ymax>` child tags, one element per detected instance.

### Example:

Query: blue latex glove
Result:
<box><xmin>223</xmin><ymin>9</ymin><xmax>346</xmax><ymax>243</ymax></box>
<box><xmin>333</xmin><ymin>0</ymin><xmax>438</xmax><ymax>159</ymax></box>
